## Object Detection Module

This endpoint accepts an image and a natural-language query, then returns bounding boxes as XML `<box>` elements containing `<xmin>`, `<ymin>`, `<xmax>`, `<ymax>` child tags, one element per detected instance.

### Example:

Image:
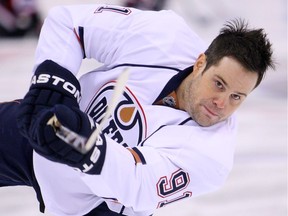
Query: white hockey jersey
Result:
<box><xmin>32</xmin><ymin>4</ymin><xmax>237</xmax><ymax>216</ymax></box>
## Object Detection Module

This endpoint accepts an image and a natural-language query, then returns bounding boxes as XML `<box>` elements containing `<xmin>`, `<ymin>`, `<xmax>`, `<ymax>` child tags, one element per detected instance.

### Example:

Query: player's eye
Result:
<box><xmin>231</xmin><ymin>94</ymin><xmax>241</xmax><ymax>100</ymax></box>
<box><xmin>215</xmin><ymin>80</ymin><xmax>224</xmax><ymax>90</ymax></box>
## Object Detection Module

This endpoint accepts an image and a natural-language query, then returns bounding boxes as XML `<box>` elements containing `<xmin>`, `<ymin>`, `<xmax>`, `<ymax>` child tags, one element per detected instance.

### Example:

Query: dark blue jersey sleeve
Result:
<box><xmin>0</xmin><ymin>100</ymin><xmax>44</xmax><ymax>212</ymax></box>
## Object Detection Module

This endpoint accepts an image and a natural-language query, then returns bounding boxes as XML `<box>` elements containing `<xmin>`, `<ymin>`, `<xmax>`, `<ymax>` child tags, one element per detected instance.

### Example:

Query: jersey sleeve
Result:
<box><xmin>80</xmin><ymin>115</ymin><xmax>237</xmax><ymax>212</ymax></box>
<box><xmin>34</xmin><ymin>4</ymin><xmax>206</xmax><ymax>75</ymax></box>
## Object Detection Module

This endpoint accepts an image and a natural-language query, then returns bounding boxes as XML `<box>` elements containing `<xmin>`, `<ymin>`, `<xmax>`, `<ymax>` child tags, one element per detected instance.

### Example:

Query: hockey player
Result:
<box><xmin>2</xmin><ymin>3</ymin><xmax>274</xmax><ymax>216</ymax></box>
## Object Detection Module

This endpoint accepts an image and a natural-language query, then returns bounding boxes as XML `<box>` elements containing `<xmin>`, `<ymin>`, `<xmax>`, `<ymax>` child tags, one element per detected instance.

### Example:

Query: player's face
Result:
<box><xmin>178</xmin><ymin>54</ymin><xmax>258</xmax><ymax>127</ymax></box>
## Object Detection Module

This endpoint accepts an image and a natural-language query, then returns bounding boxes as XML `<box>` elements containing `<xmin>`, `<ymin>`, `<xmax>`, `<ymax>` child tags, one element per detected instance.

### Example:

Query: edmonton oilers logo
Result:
<box><xmin>86</xmin><ymin>82</ymin><xmax>147</xmax><ymax>147</ymax></box>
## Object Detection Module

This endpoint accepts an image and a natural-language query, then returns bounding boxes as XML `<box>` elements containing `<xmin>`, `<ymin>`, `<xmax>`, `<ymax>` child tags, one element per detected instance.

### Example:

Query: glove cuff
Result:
<box><xmin>31</xmin><ymin>60</ymin><xmax>81</xmax><ymax>103</ymax></box>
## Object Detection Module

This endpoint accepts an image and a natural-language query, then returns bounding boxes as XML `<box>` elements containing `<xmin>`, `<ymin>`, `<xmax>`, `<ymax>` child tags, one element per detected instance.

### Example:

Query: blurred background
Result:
<box><xmin>0</xmin><ymin>0</ymin><xmax>286</xmax><ymax>216</ymax></box>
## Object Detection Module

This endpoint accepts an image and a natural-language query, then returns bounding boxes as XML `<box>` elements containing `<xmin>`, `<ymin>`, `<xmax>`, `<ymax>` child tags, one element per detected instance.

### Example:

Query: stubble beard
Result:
<box><xmin>189</xmin><ymin>103</ymin><xmax>218</xmax><ymax>127</ymax></box>
<box><xmin>186</xmin><ymin>89</ymin><xmax>220</xmax><ymax>127</ymax></box>
<box><xmin>183</xmin><ymin>75</ymin><xmax>220</xmax><ymax>127</ymax></box>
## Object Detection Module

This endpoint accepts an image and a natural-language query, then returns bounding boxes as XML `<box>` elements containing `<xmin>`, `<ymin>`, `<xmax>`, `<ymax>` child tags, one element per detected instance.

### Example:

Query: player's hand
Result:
<box><xmin>17</xmin><ymin>60</ymin><xmax>81</xmax><ymax>141</ymax></box>
<box><xmin>30</xmin><ymin>104</ymin><xmax>106</xmax><ymax>174</ymax></box>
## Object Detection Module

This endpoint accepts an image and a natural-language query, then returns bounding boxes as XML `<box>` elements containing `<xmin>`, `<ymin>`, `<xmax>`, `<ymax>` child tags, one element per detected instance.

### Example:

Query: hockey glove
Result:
<box><xmin>17</xmin><ymin>60</ymin><xmax>81</xmax><ymax>141</ymax></box>
<box><xmin>30</xmin><ymin>104</ymin><xmax>106</xmax><ymax>174</ymax></box>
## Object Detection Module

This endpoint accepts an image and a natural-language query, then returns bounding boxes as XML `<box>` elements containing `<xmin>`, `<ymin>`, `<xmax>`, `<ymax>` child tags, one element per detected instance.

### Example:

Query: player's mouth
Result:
<box><xmin>202</xmin><ymin>105</ymin><xmax>219</xmax><ymax>118</ymax></box>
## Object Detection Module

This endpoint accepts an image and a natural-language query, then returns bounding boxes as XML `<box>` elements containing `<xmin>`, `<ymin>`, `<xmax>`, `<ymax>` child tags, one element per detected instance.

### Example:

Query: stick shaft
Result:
<box><xmin>48</xmin><ymin>68</ymin><xmax>130</xmax><ymax>154</ymax></box>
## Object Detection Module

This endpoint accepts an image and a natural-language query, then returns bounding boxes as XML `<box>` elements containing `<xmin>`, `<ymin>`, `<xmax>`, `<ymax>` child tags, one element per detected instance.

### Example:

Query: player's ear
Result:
<box><xmin>193</xmin><ymin>53</ymin><xmax>207</xmax><ymax>74</ymax></box>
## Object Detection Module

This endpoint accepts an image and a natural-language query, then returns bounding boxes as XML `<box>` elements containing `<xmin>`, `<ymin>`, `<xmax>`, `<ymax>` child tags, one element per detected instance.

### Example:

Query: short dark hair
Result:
<box><xmin>204</xmin><ymin>19</ymin><xmax>275</xmax><ymax>88</ymax></box>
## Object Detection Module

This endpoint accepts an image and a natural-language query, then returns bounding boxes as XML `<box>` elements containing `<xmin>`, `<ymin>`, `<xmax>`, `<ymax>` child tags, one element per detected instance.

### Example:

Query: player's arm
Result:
<box><xmin>34</xmin><ymin>4</ymin><xmax>206</xmax><ymax>74</ymax></box>
<box><xmin>82</xmin><ymin>121</ymin><xmax>236</xmax><ymax>211</ymax></box>
<box><xmin>33</xmin><ymin>4</ymin><xmax>138</xmax><ymax>75</ymax></box>
<box><xmin>29</xmin><ymin>104</ymin><xmax>236</xmax><ymax>212</ymax></box>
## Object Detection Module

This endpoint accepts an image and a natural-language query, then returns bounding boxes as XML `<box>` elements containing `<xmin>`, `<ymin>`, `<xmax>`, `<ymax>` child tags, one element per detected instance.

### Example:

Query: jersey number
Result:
<box><xmin>94</xmin><ymin>5</ymin><xmax>131</xmax><ymax>15</ymax></box>
<box><xmin>156</xmin><ymin>169</ymin><xmax>192</xmax><ymax>208</ymax></box>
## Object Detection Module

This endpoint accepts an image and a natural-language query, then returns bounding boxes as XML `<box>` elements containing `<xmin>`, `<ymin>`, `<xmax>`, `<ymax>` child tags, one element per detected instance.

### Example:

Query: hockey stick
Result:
<box><xmin>47</xmin><ymin>68</ymin><xmax>130</xmax><ymax>154</ymax></box>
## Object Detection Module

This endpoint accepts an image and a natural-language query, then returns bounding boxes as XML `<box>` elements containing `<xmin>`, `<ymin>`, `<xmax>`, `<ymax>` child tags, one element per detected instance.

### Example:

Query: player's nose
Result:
<box><xmin>212</xmin><ymin>94</ymin><xmax>228</xmax><ymax>109</ymax></box>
